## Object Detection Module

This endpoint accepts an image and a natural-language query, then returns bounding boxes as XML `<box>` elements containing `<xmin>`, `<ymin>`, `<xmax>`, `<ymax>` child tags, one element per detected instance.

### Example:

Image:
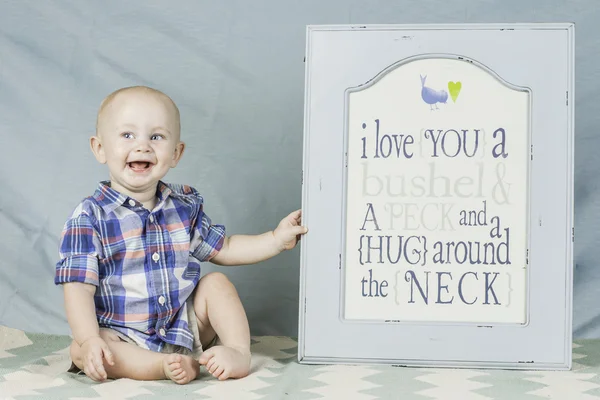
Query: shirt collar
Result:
<box><xmin>92</xmin><ymin>180</ymin><xmax>173</xmax><ymax>214</ymax></box>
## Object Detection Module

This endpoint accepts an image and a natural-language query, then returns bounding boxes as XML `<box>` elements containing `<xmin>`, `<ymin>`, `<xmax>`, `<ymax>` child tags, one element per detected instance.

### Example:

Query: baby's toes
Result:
<box><xmin>208</xmin><ymin>362</ymin><xmax>218</xmax><ymax>374</ymax></box>
<box><xmin>198</xmin><ymin>351</ymin><xmax>212</xmax><ymax>365</ymax></box>
<box><xmin>212</xmin><ymin>366</ymin><xmax>224</xmax><ymax>379</ymax></box>
<box><xmin>218</xmin><ymin>369</ymin><xmax>230</xmax><ymax>381</ymax></box>
<box><xmin>206</xmin><ymin>358</ymin><xmax>216</xmax><ymax>371</ymax></box>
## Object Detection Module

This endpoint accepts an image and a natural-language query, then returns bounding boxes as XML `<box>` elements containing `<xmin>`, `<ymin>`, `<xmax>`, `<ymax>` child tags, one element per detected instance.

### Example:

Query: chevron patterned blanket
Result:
<box><xmin>1</xmin><ymin>326</ymin><xmax>599</xmax><ymax>399</ymax></box>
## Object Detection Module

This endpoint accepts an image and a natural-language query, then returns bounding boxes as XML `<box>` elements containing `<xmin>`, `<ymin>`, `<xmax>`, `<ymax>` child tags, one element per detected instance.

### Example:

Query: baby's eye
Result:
<box><xmin>151</xmin><ymin>134</ymin><xmax>164</xmax><ymax>140</ymax></box>
<box><xmin>122</xmin><ymin>132</ymin><xmax>134</xmax><ymax>139</ymax></box>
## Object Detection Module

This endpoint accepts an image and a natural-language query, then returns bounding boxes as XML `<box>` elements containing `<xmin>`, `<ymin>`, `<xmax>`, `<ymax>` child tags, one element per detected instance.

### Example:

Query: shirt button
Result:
<box><xmin>159</xmin><ymin>328</ymin><xmax>166</xmax><ymax>337</ymax></box>
<box><xmin>158</xmin><ymin>295</ymin><xmax>166</xmax><ymax>305</ymax></box>
<box><xmin>149</xmin><ymin>215</ymin><xmax>155</xmax><ymax>223</ymax></box>
<box><xmin>152</xmin><ymin>252</ymin><xmax>160</xmax><ymax>262</ymax></box>
<box><xmin>128</xmin><ymin>199</ymin><xmax>136</xmax><ymax>207</ymax></box>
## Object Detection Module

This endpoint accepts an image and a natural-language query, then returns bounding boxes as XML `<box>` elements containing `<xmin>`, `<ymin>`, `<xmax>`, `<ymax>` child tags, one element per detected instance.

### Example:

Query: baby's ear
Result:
<box><xmin>90</xmin><ymin>135</ymin><xmax>107</xmax><ymax>164</ymax></box>
<box><xmin>170</xmin><ymin>141</ymin><xmax>186</xmax><ymax>167</ymax></box>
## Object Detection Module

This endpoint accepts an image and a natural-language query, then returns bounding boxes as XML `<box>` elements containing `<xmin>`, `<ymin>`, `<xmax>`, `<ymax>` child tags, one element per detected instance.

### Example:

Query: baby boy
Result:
<box><xmin>55</xmin><ymin>86</ymin><xmax>307</xmax><ymax>384</ymax></box>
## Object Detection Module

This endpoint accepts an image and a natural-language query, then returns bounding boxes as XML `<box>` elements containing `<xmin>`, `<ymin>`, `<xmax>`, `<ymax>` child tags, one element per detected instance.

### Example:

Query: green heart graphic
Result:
<box><xmin>448</xmin><ymin>81</ymin><xmax>462</xmax><ymax>102</ymax></box>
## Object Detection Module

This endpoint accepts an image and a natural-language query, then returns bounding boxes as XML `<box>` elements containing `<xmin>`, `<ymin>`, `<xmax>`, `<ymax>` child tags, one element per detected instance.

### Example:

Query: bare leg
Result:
<box><xmin>70</xmin><ymin>329</ymin><xmax>199</xmax><ymax>384</ymax></box>
<box><xmin>194</xmin><ymin>272</ymin><xmax>251</xmax><ymax>380</ymax></box>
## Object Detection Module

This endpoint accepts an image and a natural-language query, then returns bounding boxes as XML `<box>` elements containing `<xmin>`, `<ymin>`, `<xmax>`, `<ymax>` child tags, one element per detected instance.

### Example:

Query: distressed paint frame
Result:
<box><xmin>298</xmin><ymin>23</ymin><xmax>575</xmax><ymax>370</ymax></box>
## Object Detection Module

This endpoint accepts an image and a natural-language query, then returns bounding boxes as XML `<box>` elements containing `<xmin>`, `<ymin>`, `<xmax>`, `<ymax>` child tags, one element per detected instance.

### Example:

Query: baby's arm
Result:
<box><xmin>64</xmin><ymin>282</ymin><xmax>114</xmax><ymax>381</ymax></box>
<box><xmin>211</xmin><ymin>209</ymin><xmax>307</xmax><ymax>266</ymax></box>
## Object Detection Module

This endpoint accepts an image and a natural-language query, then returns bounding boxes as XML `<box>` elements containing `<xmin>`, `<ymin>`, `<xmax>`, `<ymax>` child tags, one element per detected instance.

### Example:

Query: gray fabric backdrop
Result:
<box><xmin>0</xmin><ymin>1</ymin><xmax>597</xmax><ymax>338</ymax></box>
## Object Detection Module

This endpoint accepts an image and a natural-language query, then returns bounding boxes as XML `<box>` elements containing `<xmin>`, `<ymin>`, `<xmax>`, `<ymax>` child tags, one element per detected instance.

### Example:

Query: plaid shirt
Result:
<box><xmin>55</xmin><ymin>181</ymin><xmax>225</xmax><ymax>352</ymax></box>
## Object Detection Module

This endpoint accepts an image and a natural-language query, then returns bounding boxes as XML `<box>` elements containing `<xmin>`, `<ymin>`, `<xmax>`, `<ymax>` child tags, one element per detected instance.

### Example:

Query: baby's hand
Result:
<box><xmin>273</xmin><ymin>209</ymin><xmax>308</xmax><ymax>251</ymax></box>
<box><xmin>80</xmin><ymin>336</ymin><xmax>115</xmax><ymax>382</ymax></box>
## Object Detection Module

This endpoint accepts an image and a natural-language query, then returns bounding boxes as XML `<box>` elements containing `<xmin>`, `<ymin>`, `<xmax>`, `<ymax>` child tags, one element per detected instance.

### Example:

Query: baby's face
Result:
<box><xmin>93</xmin><ymin>90</ymin><xmax>184</xmax><ymax>196</ymax></box>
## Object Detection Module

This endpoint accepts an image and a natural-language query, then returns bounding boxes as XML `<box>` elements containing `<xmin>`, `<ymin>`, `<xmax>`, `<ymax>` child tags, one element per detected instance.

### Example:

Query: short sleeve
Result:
<box><xmin>54</xmin><ymin>212</ymin><xmax>103</xmax><ymax>286</ymax></box>
<box><xmin>189</xmin><ymin>198</ymin><xmax>226</xmax><ymax>262</ymax></box>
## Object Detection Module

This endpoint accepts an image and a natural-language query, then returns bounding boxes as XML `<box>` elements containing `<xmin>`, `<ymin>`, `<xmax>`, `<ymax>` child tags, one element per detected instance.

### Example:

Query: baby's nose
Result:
<box><xmin>135</xmin><ymin>141</ymin><xmax>152</xmax><ymax>152</ymax></box>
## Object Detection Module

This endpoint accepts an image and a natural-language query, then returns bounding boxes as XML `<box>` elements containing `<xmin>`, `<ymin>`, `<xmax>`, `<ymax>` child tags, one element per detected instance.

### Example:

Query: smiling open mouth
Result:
<box><xmin>128</xmin><ymin>162</ymin><xmax>153</xmax><ymax>172</ymax></box>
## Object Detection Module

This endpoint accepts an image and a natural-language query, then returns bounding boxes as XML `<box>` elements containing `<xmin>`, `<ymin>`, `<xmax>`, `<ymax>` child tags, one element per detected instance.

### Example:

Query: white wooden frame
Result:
<box><xmin>298</xmin><ymin>23</ymin><xmax>575</xmax><ymax>370</ymax></box>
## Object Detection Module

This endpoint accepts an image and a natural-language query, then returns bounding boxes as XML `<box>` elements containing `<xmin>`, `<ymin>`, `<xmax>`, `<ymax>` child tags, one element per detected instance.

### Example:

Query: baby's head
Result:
<box><xmin>90</xmin><ymin>86</ymin><xmax>185</xmax><ymax>195</ymax></box>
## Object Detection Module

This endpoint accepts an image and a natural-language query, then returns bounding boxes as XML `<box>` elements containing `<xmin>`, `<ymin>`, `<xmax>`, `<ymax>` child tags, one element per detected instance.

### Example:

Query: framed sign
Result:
<box><xmin>298</xmin><ymin>23</ymin><xmax>574</xmax><ymax>370</ymax></box>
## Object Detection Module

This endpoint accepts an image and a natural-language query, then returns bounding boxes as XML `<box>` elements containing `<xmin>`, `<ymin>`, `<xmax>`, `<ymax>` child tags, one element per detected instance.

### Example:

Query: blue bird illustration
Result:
<box><xmin>420</xmin><ymin>75</ymin><xmax>448</xmax><ymax>110</ymax></box>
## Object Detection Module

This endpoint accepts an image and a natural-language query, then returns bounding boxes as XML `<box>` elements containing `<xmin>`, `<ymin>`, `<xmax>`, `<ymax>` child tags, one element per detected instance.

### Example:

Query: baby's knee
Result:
<box><xmin>200</xmin><ymin>272</ymin><xmax>234</xmax><ymax>291</ymax></box>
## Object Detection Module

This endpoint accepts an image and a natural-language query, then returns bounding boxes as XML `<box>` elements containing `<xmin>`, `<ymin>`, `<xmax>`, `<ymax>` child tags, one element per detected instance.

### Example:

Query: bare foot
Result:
<box><xmin>162</xmin><ymin>354</ymin><xmax>200</xmax><ymax>384</ymax></box>
<box><xmin>199</xmin><ymin>346</ymin><xmax>251</xmax><ymax>380</ymax></box>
